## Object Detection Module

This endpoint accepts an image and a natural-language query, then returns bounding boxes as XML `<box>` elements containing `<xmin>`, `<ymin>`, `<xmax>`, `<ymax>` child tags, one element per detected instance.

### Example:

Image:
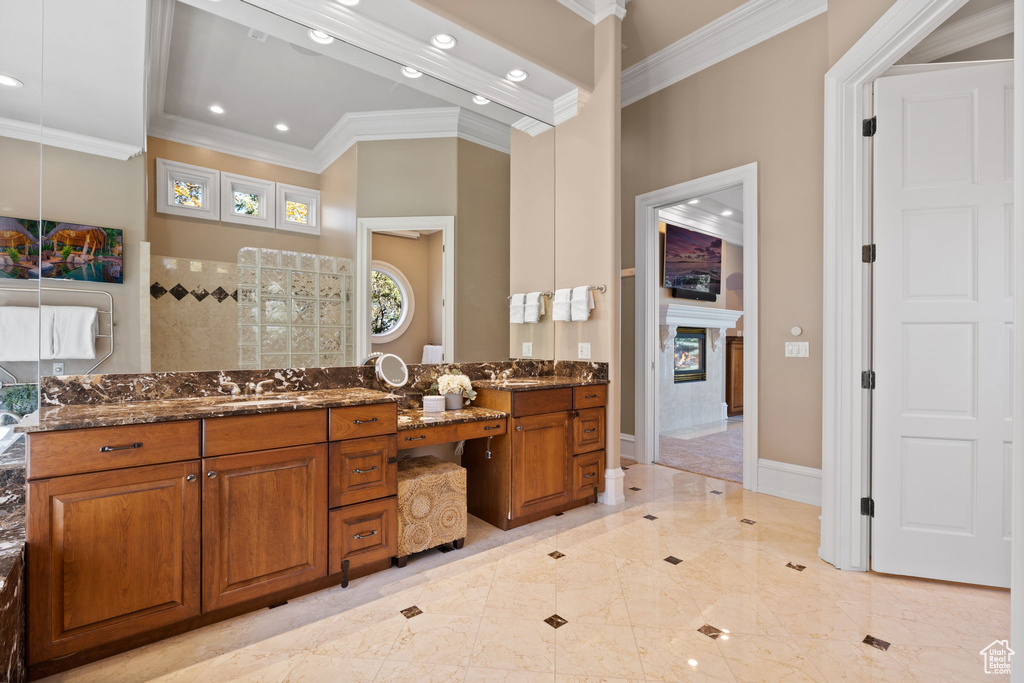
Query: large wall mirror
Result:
<box><xmin>0</xmin><ymin>0</ymin><xmax>563</xmax><ymax>399</ymax></box>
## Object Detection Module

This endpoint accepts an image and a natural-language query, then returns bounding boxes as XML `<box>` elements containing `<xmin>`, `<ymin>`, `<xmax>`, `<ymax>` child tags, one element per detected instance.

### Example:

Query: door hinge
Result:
<box><xmin>862</xmin><ymin>244</ymin><xmax>876</xmax><ymax>263</ymax></box>
<box><xmin>862</xmin><ymin>116</ymin><xmax>877</xmax><ymax>137</ymax></box>
<box><xmin>861</xmin><ymin>370</ymin><xmax>876</xmax><ymax>390</ymax></box>
<box><xmin>860</xmin><ymin>497</ymin><xmax>875</xmax><ymax>517</ymax></box>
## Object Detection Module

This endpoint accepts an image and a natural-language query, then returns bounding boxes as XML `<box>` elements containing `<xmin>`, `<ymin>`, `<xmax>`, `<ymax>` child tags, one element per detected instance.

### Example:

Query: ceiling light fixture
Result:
<box><xmin>687</xmin><ymin>199</ymin><xmax>699</xmax><ymax>205</ymax></box>
<box><xmin>308</xmin><ymin>29</ymin><xmax>334</xmax><ymax>45</ymax></box>
<box><xmin>431</xmin><ymin>33</ymin><xmax>457</xmax><ymax>50</ymax></box>
<box><xmin>401</xmin><ymin>66</ymin><xmax>423</xmax><ymax>79</ymax></box>
<box><xmin>275</xmin><ymin>123</ymin><xmax>290</xmax><ymax>132</ymax></box>
<box><xmin>721</xmin><ymin>210</ymin><xmax>734</xmax><ymax>216</ymax></box>
<box><xmin>505</xmin><ymin>69</ymin><xmax>528</xmax><ymax>82</ymax></box>
<box><xmin>0</xmin><ymin>74</ymin><xmax>24</xmax><ymax>88</ymax></box>
<box><xmin>337</xmin><ymin>0</ymin><xmax>360</xmax><ymax>5</ymax></box>
<box><xmin>208</xmin><ymin>104</ymin><xmax>225</xmax><ymax>114</ymax></box>
<box><xmin>472</xmin><ymin>95</ymin><xmax>491</xmax><ymax>105</ymax></box>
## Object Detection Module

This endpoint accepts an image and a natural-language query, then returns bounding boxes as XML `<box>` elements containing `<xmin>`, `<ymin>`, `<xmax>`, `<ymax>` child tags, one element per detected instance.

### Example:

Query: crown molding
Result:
<box><xmin>659</xmin><ymin>206</ymin><xmax>744</xmax><ymax>246</ymax></box>
<box><xmin>621</xmin><ymin>0</ymin><xmax>828</xmax><ymax>108</ymax></box>
<box><xmin>245</xmin><ymin>0</ymin><xmax>558</xmax><ymax>124</ymax></box>
<box><xmin>557</xmin><ymin>0</ymin><xmax>629</xmax><ymax>25</ymax></box>
<box><xmin>901</xmin><ymin>1</ymin><xmax>1012</xmax><ymax>63</ymax></box>
<box><xmin>553</xmin><ymin>89</ymin><xmax>585</xmax><ymax>125</ymax></box>
<box><xmin>149</xmin><ymin>107</ymin><xmax>510</xmax><ymax>174</ymax></box>
<box><xmin>146</xmin><ymin>0</ymin><xmax>175</xmax><ymax>127</ymax></box>
<box><xmin>0</xmin><ymin>117</ymin><xmax>142</xmax><ymax>161</ymax></box>
<box><xmin>512</xmin><ymin>117</ymin><xmax>554</xmax><ymax>137</ymax></box>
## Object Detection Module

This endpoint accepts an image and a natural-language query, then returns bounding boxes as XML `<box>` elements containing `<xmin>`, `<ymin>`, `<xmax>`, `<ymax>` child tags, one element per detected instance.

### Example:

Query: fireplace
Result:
<box><xmin>674</xmin><ymin>327</ymin><xmax>707</xmax><ymax>383</ymax></box>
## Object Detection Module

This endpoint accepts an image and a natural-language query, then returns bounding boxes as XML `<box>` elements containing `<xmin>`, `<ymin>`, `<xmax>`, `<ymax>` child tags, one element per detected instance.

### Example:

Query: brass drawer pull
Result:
<box><xmin>483</xmin><ymin>425</ymin><xmax>501</xmax><ymax>431</ymax></box>
<box><xmin>354</xmin><ymin>466</ymin><xmax>378</xmax><ymax>474</ymax></box>
<box><xmin>354</xmin><ymin>530</ymin><xmax>378</xmax><ymax>540</ymax></box>
<box><xmin>405</xmin><ymin>435</ymin><xmax>426</xmax><ymax>441</ymax></box>
<box><xmin>353</xmin><ymin>417</ymin><xmax>379</xmax><ymax>425</ymax></box>
<box><xmin>584</xmin><ymin>473</ymin><xmax>596</xmax><ymax>479</ymax></box>
<box><xmin>100</xmin><ymin>442</ymin><xmax>143</xmax><ymax>452</ymax></box>
<box><xmin>584</xmin><ymin>428</ymin><xmax>596</xmax><ymax>434</ymax></box>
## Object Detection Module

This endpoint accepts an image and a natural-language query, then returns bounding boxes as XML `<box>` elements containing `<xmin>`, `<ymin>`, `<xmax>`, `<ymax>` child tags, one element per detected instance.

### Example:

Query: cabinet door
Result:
<box><xmin>27</xmin><ymin>461</ymin><xmax>201</xmax><ymax>664</ymax></box>
<box><xmin>203</xmin><ymin>444</ymin><xmax>327</xmax><ymax>612</ymax></box>
<box><xmin>511</xmin><ymin>412</ymin><xmax>571</xmax><ymax>518</ymax></box>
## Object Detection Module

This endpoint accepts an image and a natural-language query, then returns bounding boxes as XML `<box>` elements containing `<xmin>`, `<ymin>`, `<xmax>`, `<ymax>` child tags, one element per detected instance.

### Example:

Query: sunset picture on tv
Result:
<box><xmin>663</xmin><ymin>223</ymin><xmax>722</xmax><ymax>295</ymax></box>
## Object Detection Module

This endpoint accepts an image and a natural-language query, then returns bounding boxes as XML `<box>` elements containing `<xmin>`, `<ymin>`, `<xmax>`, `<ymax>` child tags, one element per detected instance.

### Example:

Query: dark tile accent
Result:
<box><xmin>740</xmin><ymin>519</ymin><xmax>757</xmax><ymax>525</ymax></box>
<box><xmin>711</xmin><ymin>490</ymin><xmax>723</xmax><ymax>495</ymax></box>
<box><xmin>548</xmin><ymin>551</ymin><xmax>565</xmax><ymax>559</ymax></box>
<box><xmin>190</xmin><ymin>286</ymin><xmax>209</xmax><ymax>302</ymax></box>
<box><xmin>400</xmin><ymin>606</ymin><xmax>423</xmax><ymax>619</ymax></box>
<box><xmin>786</xmin><ymin>562</ymin><xmax>806</xmax><ymax>572</ymax></box>
<box><xmin>664</xmin><ymin>556</ymin><xmax>682</xmax><ymax>565</ymax></box>
<box><xmin>210</xmin><ymin>286</ymin><xmax>231</xmax><ymax>303</ymax></box>
<box><xmin>698</xmin><ymin>624</ymin><xmax>725</xmax><ymax>639</ymax></box>
<box><xmin>230</xmin><ymin>289</ymin><xmax>238</xmax><ymax>301</ymax></box>
<box><xmin>150</xmin><ymin>282</ymin><xmax>167</xmax><ymax>300</ymax></box>
<box><xmin>643</xmin><ymin>514</ymin><xmax>658</xmax><ymax>520</ymax></box>
<box><xmin>863</xmin><ymin>635</ymin><xmax>890</xmax><ymax>651</ymax></box>
<box><xmin>629</xmin><ymin>487</ymin><xmax>642</xmax><ymax>491</ymax></box>
<box><xmin>544</xmin><ymin>614</ymin><xmax>568</xmax><ymax>629</ymax></box>
<box><xmin>169</xmin><ymin>284</ymin><xmax>189</xmax><ymax>301</ymax></box>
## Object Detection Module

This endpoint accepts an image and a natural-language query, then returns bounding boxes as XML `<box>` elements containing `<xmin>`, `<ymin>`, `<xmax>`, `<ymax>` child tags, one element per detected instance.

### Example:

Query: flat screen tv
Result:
<box><xmin>0</xmin><ymin>217</ymin><xmax>124</xmax><ymax>283</ymax></box>
<box><xmin>663</xmin><ymin>223</ymin><xmax>722</xmax><ymax>301</ymax></box>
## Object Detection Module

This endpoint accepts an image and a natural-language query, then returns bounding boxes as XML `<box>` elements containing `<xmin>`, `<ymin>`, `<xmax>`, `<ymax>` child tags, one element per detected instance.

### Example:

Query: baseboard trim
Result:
<box><xmin>600</xmin><ymin>467</ymin><xmax>626</xmax><ymax>505</ymax></box>
<box><xmin>757</xmin><ymin>459</ymin><xmax>821</xmax><ymax>506</ymax></box>
<box><xmin>620</xmin><ymin>433</ymin><xmax>636</xmax><ymax>459</ymax></box>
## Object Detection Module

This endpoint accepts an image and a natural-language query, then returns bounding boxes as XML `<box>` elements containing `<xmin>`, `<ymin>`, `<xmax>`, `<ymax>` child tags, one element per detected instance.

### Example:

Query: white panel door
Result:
<box><xmin>872</xmin><ymin>62</ymin><xmax>1013</xmax><ymax>587</ymax></box>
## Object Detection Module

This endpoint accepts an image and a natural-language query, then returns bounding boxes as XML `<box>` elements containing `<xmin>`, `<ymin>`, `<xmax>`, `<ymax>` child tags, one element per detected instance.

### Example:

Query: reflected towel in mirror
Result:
<box><xmin>524</xmin><ymin>292</ymin><xmax>545</xmax><ymax>323</ymax></box>
<box><xmin>0</xmin><ymin>306</ymin><xmax>41</xmax><ymax>362</ymax></box>
<box><xmin>552</xmin><ymin>289</ymin><xmax>571</xmax><ymax>322</ymax></box>
<box><xmin>570</xmin><ymin>286</ymin><xmax>594</xmax><ymax>321</ymax></box>
<box><xmin>509</xmin><ymin>293</ymin><xmax>526</xmax><ymax>324</ymax></box>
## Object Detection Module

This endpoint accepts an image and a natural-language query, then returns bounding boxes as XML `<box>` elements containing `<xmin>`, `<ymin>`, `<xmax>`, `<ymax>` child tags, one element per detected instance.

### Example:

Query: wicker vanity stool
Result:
<box><xmin>394</xmin><ymin>455</ymin><xmax>468</xmax><ymax>567</ymax></box>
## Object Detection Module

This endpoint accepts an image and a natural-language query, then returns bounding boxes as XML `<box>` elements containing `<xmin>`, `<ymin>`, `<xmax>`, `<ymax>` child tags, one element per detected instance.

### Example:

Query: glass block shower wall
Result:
<box><xmin>236</xmin><ymin>247</ymin><xmax>354</xmax><ymax>369</ymax></box>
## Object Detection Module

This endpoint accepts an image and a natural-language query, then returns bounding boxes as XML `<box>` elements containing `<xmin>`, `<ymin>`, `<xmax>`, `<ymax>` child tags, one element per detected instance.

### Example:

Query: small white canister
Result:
<box><xmin>422</xmin><ymin>395</ymin><xmax>446</xmax><ymax>413</ymax></box>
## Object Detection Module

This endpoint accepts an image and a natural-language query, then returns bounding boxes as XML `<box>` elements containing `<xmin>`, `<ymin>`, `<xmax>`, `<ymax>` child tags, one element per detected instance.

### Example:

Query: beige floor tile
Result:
<box><xmin>466</xmin><ymin>666</ymin><xmax>556</xmax><ymax>682</ymax></box>
<box><xmin>385</xmin><ymin>613</ymin><xmax>480</xmax><ymax>667</ymax></box>
<box><xmin>185</xmin><ymin>649</ymin><xmax>297</xmax><ymax>682</ymax></box>
<box><xmin>715</xmin><ymin>634</ymin><xmax>828</xmax><ymax>682</ymax></box>
<box><xmin>690</xmin><ymin>590</ymin><xmax>790</xmax><ymax>637</ymax></box>
<box><xmin>555</xmin><ymin>582</ymin><xmax>631</xmax><ymax>626</ymax></box>
<box><xmin>311</xmin><ymin>609</ymin><xmax>408</xmax><ymax>660</ymax></box>
<box><xmin>281</xmin><ymin>654</ymin><xmax>382</xmax><ymax>682</ymax></box>
<box><xmin>554</xmin><ymin>623</ymin><xmax>645</xmax><ymax>679</ymax></box>
<box><xmin>799</xmin><ymin>639</ymin><xmax>909</xmax><ymax>682</ymax></box>
<box><xmin>373</xmin><ymin>661</ymin><xmax>469</xmax><ymax>682</ymax></box>
<box><xmin>484</xmin><ymin>580</ymin><xmax>558</xmax><ymax>620</ymax></box>
<box><xmin>633</xmin><ymin>625</ymin><xmax>736</xmax><ymax>681</ymax></box>
<box><xmin>470</xmin><ymin>616</ymin><xmax>556</xmax><ymax>672</ymax></box>
<box><xmin>886</xmin><ymin>645</ymin><xmax>993</xmax><ymax>682</ymax></box>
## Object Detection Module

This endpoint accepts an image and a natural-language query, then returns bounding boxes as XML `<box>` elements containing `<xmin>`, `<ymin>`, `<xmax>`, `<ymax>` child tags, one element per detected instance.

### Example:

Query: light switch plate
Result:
<box><xmin>785</xmin><ymin>342</ymin><xmax>809</xmax><ymax>358</ymax></box>
<box><xmin>522</xmin><ymin>342</ymin><xmax>533</xmax><ymax>357</ymax></box>
<box><xmin>578</xmin><ymin>342</ymin><xmax>592</xmax><ymax>360</ymax></box>
<box><xmin>52</xmin><ymin>363</ymin><xmax>65</xmax><ymax>375</ymax></box>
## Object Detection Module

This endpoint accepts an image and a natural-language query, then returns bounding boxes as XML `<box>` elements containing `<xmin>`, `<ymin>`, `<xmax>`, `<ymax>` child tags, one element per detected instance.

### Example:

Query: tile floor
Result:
<box><xmin>42</xmin><ymin>463</ymin><xmax>1010</xmax><ymax>682</ymax></box>
<box><xmin>661</xmin><ymin>416</ymin><xmax>744</xmax><ymax>442</ymax></box>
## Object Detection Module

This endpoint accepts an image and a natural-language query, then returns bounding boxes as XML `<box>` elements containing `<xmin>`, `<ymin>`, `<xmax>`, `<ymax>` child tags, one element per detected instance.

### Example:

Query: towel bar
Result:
<box><xmin>507</xmin><ymin>291</ymin><xmax>554</xmax><ymax>300</ymax></box>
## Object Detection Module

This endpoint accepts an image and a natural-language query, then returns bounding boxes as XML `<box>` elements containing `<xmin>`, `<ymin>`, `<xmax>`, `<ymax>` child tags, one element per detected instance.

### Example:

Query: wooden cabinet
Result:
<box><xmin>27</xmin><ymin>461</ymin><xmax>201</xmax><ymax>664</ymax></box>
<box><xmin>329</xmin><ymin>436</ymin><xmax>397</xmax><ymax>507</ymax></box>
<box><xmin>202</xmin><ymin>444</ymin><xmax>327</xmax><ymax>612</ymax></box>
<box><xmin>572</xmin><ymin>450</ymin><xmax>605</xmax><ymax>501</ymax></box>
<box><xmin>726</xmin><ymin>336</ymin><xmax>744</xmax><ymax>417</ymax></box>
<box><xmin>511</xmin><ymin>412</ymin><xmax>572</xmax><ymax>519</ymax></box>
<box><xmin>329</xmin><ymin>497</ymin><xmax>398</xmax><ymax>574</ymax></box>
<box><xmin>572</xmin><ymin>408</ymin><xmax>606</xmax><ymax>455</ymax></box>
<box><xmin>203</xmin><ymin>410</ymin><xmax>327</xmax><ymax>457</ymax></box>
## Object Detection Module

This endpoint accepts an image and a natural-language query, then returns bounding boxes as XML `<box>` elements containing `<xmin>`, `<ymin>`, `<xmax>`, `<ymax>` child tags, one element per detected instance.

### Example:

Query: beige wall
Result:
<box><xmin>356</xmin><ymin>138</ymin><xmax>458</xmax><ymax>217</ymax></box>
<box><xmin>622</xmin><ymin>0</ymin><xmax>747</xmax><ymax>68</ymax></box>
<box><xmin>453</xmin><ymin>138</ymin><xmax>511</xmax><ymax>362</ymax></box>
<box><xmin>370</xmin><ymin>232</ymin><xmax>439</xmax><ymax>362</ymax></box>
<box><xmin>827</xmin><ymin>0</ymin><xmax>899</xmax><ymax>66</ymax></box>
<box><xmin>409</xmin><ymin>0</ymin><xmax>595</xmax><ymax>90</ymax></box>
<box><xmin>320</xmin><ymin>145</ymin><xmax>359</xmax><ymax>260</ymax></box>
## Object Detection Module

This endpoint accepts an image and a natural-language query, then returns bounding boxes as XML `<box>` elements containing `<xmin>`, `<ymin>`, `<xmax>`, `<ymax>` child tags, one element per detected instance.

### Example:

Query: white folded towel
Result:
<box><xmin>421</xmin><ymin>344</ymin><xmax>443</xmax><ymax>364</ymax></box>
<box><xmin>524</xmin><ymin>292</ymin><xmax>545</xmax><ymax>323</ymax></box>
<box><xmin>0</xmin><ymin>306</ymin><xmax>41</xmax><ymax>362</ymax></box>
<box><xmin>509</xmin><ymin>293</ymin><xmax>526</xmax><ymax>324</ymax></box>
<box><xmin>570</xmin><ymin>286</ymin><xmax>595</xmax><ymax>322</ymax></box>
<box><xmin>552</xmin><ymin>289</ymin><xmax>572</xmax><ymax>322</ymax></box>
<box><xmin>44</xmin><ymin>306</ymin><xmax>98</xmax><ymax>360</ymax></box>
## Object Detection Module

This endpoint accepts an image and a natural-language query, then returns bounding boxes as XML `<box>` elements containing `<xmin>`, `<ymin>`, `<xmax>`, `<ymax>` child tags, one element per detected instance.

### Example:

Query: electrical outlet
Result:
<box><xmin>521</xmin><ymin>342</ymin><xmax>533</xmax><ymax>357</ymax></box>
<box><xmin>785</xmin><ymin>342</ymin><xmax>810</xmax><ymax>358</ymax></box>
<box><xmin>52</xmin><ymin>363</ymin><xmax>65</xmax><ymax>375</ymax></box>
<box><xmin>578</xmin><ymin>343</ymin><xmax>591</xmax><ymax>360</ymax></box>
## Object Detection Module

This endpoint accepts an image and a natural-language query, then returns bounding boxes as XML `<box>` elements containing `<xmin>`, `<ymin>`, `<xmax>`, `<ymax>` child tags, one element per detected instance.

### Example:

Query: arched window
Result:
<box><xmin>370</xmin><ymin>260</ymin><xmax>414</xmax><ymax>343</ymax></box>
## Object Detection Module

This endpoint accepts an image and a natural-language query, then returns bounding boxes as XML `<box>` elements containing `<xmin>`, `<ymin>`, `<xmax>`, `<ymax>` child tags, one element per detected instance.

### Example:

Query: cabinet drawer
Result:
<box><xmin>399</xmin><ymin>418</ymin><xmax>506</xmax><ymax>449</ymax></box>
<box><xmin>329</xmin><ymin>496</ymin><xmax>397</xmax><ymax>574</ymax></box>
<box><xmin>511</xmin><ymin>388</ymin><xmax>572</xmax><ymax>418</ymax></box>
<box><xmin>329</xmin><ymin>436</ymin><xmax>397</xmax><ymax>507</ymax></box>
<box><xmin>28</xmin><ymin>420</ymin><xmax>200</xmax><ymax>480</ymax></box>
<box><xmin>572</xmin><ymin>408</ymin><xmax>606</xmax><ymax>455</ymax></box>
<box><xmin>329</xmin><ymin>403</ymin><xmax>398</xmax><ymax>441</ymax></box>
<box><xmin>572</xmin><ymin>450</ymin><xmax>605</xmax><ymax>500</ymax></box>
<box><xmin>573</xmin><ymin>385</ymin><xmax>607</xmax><ymax>409</ymax></box>
<box><xmin>203</xmin><ymin>409</ymin><xmax>327</xmax><ymax>457</ymax></box>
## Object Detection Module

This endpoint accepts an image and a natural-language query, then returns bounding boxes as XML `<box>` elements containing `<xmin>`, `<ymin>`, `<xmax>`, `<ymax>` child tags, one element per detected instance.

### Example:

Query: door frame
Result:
<box><xmin>634</xmin><ymin>162</ymin><xmax>759</xmax><ymax>490</ymax></box>
<box><xmin>355</xmin><ymin>216</ymin><xmax>455</xmax><ymax>363</ymax></box>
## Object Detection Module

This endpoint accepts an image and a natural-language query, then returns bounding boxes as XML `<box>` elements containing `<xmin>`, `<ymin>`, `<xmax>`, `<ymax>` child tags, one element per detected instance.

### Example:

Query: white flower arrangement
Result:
<box><xmin>434</xmin><ymin>371</ymin><xmax>478</xmax><ymax>405</ymax></box>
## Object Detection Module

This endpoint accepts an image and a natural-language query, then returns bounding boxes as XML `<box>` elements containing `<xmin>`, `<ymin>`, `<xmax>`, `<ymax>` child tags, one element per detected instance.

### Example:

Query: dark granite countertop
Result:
<box><xmin>472</xmin><ymin>376</ymin><xmax>610</xmax><ymax>392</ymax></box>
<box><xmin>398</xmin><ymin>407</ymin><xmax>508</xmax><ymax>430</ymax></box>
<box><xmin>0</xmin><ymin>438</ymin><xmax>25</xmax><ymax>591</ymax></box>
<box><xmin>17</xmin><ymin>388</ymin><xmax>399</xmax><ymax>434</ymax></box>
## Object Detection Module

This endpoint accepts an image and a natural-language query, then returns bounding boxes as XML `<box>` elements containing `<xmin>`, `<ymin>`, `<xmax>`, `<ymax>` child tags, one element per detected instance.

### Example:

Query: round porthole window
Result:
<box><xmin>370</xmin><ymin>261</ymin><xmax>414</xmax><ymax>342</ymax></box>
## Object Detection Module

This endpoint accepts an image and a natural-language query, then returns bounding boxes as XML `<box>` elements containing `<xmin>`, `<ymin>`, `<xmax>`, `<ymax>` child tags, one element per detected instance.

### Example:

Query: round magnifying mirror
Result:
<box><xmin>375</xmin><ymin>353</ymin><xmax>409</xmax><ymax>388</ymax></box>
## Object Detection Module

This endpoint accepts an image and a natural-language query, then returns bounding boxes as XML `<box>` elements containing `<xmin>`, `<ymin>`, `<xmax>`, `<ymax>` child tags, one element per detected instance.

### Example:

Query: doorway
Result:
<box><xmin>634</xmin><ymin>163</ymin><xmax>759</xmax><ymax>490</ymax></box>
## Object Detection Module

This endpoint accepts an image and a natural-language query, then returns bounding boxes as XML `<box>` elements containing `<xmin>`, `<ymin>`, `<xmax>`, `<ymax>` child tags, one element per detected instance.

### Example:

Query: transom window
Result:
<box><xmin>233</xmin><ymin>191</ymin><xmax>261</xmax><ymax>216</ymax></box>
<box><xmin>286</xmin><ymin>200</ymin><xmax>309</xmax><ymax>225</ymax></box>
<box><xmin>174</xmin><ymin>180</ymin><xmax>204</xmax><ymax>208</ymax></box>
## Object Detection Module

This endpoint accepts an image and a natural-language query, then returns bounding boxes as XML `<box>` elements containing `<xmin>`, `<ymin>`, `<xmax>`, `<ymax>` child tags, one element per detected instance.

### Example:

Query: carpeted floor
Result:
<box><xmin>658</xmin><ymin>428</ymin><xmax>743</xmax><ymax>483</ymax></box>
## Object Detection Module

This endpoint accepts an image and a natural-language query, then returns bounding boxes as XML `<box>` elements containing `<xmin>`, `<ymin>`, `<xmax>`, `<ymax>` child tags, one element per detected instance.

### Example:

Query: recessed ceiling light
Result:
<box><xmin>401</xmin><ymin>66</ymin><xmax>423</xmax><ymax>79</ymax></box>
<box><xmin>275</xmin><ymin>123</ymin><xmax>290</xmax><ymax>132</ymax></box>
<box><xmin>472</xmin><ymin>95</ymin><xmax>491</xmax><ymax>105</ymax></box>
<box><xmin>208</xmin><ymin>104</ymin><xmax>225</xmax><ymax>114</ymax></box>
<box><xmin>506</xmin><ymin>69</ymin><xmax>528</xmax><ymax>82</ymax></box>
<box><xmin>687</xmin><ymin>199</ymin><xmax>700</xmax><ymax>205</ymax></box>
<box><xmin>308</xmin><ymin>29</ymin><xmax>334</xmax><ymax>45</ymax></box>
<box><xmin>0</xmin><ymin>74</ymin><xmax>24</xmax><ymax>88</ymax></box>
<box><xmin>431</xmin><ymin>33</ymin><xmax>457</xmax><ymax>50</ymax></box>
<box><xmin>721</xmin><ymin>210</ymin><xmax>734</xmax><ymax>216</ymax></box>
<box><xmin>338</xmin><ymin>0</ymin><xmax>360</xmax><ymax>5</ymax></box>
